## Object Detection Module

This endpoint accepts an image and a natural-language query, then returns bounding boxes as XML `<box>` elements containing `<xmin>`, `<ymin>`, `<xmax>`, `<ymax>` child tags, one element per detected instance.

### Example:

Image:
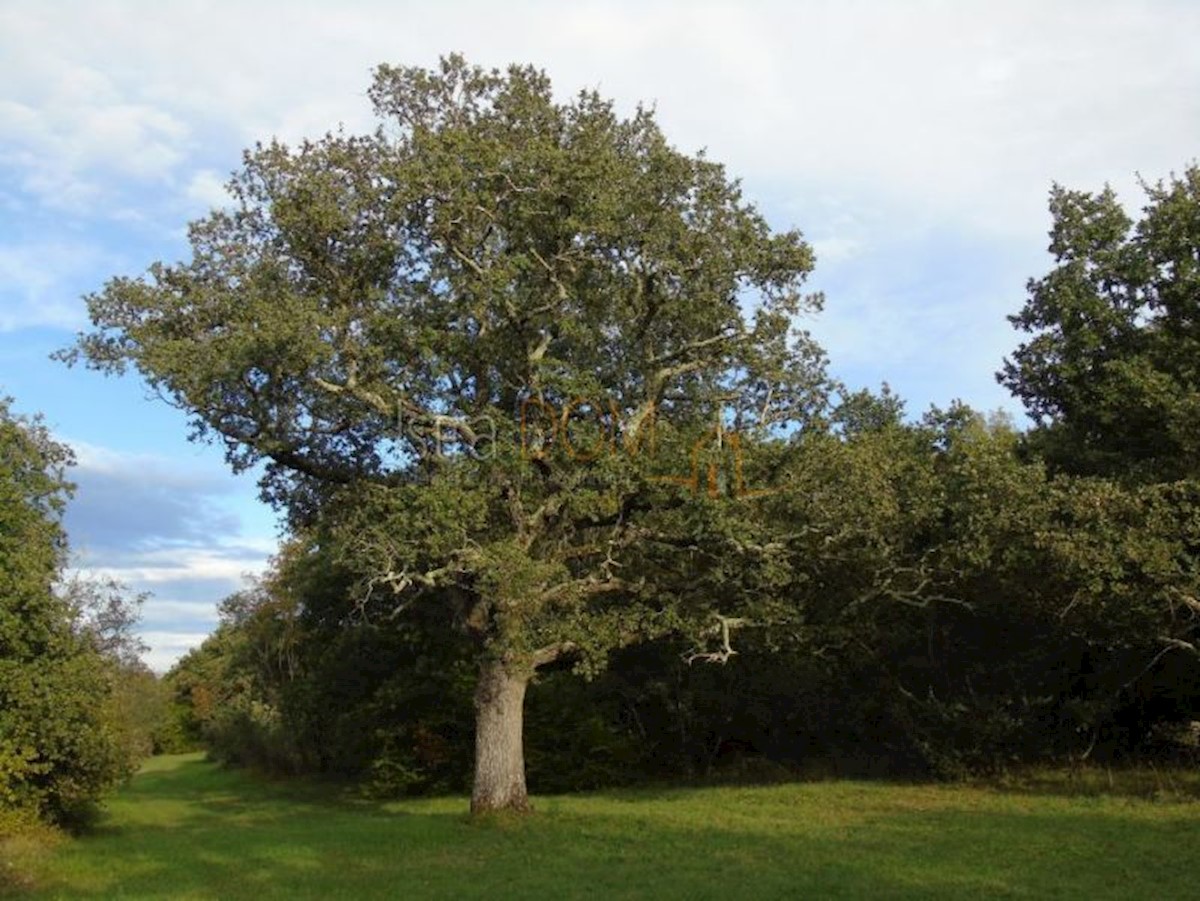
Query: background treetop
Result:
<box><xmin>1000</xmin><ymin>165</ymin><xmax>1200</xmax><ymax>482</ymax></box>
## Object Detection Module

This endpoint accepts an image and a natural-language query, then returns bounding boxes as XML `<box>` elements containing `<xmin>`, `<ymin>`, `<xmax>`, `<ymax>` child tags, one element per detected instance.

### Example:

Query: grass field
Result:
<box><xmin>5</xmin><ymin>753</ymin><xmax>1199</xmax><ymax>899</ymax></box>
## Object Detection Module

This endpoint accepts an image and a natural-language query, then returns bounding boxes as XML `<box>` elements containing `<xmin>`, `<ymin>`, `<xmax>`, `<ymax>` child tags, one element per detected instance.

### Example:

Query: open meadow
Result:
<box><xmin>4</xmin><ymin>754</ymin><xmax>1198</xmax><ymax>899</ymax></box>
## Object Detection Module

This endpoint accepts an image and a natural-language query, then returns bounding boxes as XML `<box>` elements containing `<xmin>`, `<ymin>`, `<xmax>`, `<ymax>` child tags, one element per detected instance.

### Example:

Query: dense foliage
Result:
<box><xmin>1000</xmin><ymin>166</ymin><xmax>1200</xmax><ymax>482</ymax></box>
<box><xmin>50</xmin><ymin>57</ymin><xmax>1200</xmax><ymax>807</ymax></box>
<box><xmin>167</xmin><ymin>399</ymin><xmax>1199</xmax><ymax>792</ymax></box>
<box><xmin>0</xmin><ymin>401</ymin><xmax>161</xmax><ymax>830</ymax></box>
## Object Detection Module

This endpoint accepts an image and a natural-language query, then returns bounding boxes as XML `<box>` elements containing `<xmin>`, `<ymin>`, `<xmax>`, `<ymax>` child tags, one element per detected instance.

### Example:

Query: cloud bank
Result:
<box><xmin>63</xmin><ymin>440</ymin><xmax>273</xmax><ymax>671</ymax></box>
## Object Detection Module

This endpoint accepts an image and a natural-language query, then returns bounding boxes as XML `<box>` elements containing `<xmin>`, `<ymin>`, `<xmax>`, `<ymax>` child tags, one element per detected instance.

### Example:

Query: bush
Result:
<box><xmin>205</xmin><ymin>697</ymin><xmax>307</xmax><ymax>776</ymax></box>
<box><xmin>2</xmin><ymin>400</ymin><xmax>146</xmax><ymax>829</ymax></box>
<box><xmin>0</xmin><ymin>653</ymin><xmax>129</xmax><ymax>829</ymax></box>
<box><xmin>151</xmin><ymin>702</ymin><xmax>203</xmax><ymax>755</ymax></box>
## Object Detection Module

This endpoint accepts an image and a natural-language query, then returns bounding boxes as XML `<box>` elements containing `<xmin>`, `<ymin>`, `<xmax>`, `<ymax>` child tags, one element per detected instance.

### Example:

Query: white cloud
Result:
<box><xmin>69</xmin><ymin>439</ymin><xmax>226</xmax><ymax>486</ymax></box>
<box><xmin>1</xmin><ymin>1</ymin><xmax>1194</xmax><ymax>232</ymax></box>
<box><xmin>76</xmin><ymin>546</ymin><xmax>270</xmax><ymax>671</ymax></box>
<box><xmin>811</xmin><ymin>236</ymin><xmax>862</xmax><ymax>266</ymax></box>
<box><xmin>141</xmin><ymin>598</ymin><xmax>225</xmax><ymax>621</ymax></box>
<box><xmin>184</xmin><ymin>169</ymin><xmax>231</xmax><ymax>210</ymax></box>
<box><xmin>2</xmin><ymin>1</ymin><xmax>1195</xmax><ymax>242</ymax></box>
<box><xmin>139</xmin><ymin>630</ymin><xmax>214</xmax><ymax>673</ymax></box>
<box><xmin>59</xmin><ymin>439</ymin><xmax>277</xmax><ymax>670</ymax></box>
<box><xmin>0</xmin><ymin>240</ymin><xmax>111</xmax><ymax>331</ymax></box>
<box><xmin>79</xmin><ymin>548</ymin><xmax>267</xmax><ymax>586</ymax></box>
<box><xmin>0</xmin><ymin>50</ymin><xmax>189</xmax><ymax>210</ymax></box>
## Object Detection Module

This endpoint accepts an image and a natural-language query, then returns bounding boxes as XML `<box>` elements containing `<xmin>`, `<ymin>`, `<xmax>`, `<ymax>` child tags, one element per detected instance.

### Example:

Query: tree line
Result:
<box><xmin>3</xmin><ymin>57</ymin><xmax>1197</xmax><ymax>824</ymax></box>
<box><xmin>162</xmin><ymin>396</ymin><xmax>1199</xmax><ymax>798</ymax></box>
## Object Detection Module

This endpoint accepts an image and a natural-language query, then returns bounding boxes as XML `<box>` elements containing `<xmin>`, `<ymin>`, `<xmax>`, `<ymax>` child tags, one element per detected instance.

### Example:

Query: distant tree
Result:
<box><xmin>61</xmin><ymin>574</ymin><xmax>149</xmax><ymax>668</ymax></box>
<box><xmin>65</xmin><ymin>57</ymin><xmax>828</xmax><ymax>812</ymax></box>
<box><xmin>831</xmin><ymin>383</ymin><xmax>905</xmax><ymax>437</ymax></box>
<box><xmin>59</xmin><ymin>574</ymin><xmax>167</xmax><ymax>772</ymax></box>
<box><xmin>999</xmin><ymin>165</ymin><xmax>1200</xmax><ymax>481</ymax></box>
<box><xmin>161</xmin><ymin>628</ymin><xmax>235</xmax><ymax>751</ymax></box>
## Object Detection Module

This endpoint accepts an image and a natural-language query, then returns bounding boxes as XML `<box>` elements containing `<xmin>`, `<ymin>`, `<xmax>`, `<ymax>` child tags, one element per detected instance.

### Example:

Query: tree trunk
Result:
<box><xmin>470</xmin><ymin>659</ymin><xmax>531</xmax><ymax>814</ymax></box>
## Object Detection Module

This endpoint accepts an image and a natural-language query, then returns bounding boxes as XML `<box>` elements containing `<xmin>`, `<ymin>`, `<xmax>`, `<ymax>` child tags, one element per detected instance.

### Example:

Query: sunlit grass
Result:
<box><xmin>11</xmin><ymin>753</ymin><xmax>1200</xmax><ymax>899</ymax></box>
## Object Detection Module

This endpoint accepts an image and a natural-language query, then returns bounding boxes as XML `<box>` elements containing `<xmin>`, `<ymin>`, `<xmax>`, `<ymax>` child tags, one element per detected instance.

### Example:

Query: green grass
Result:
<box><xmin>8</xmin><ymin>753</ymin><xmax>1199</xmax><ymax>899</ymax></box>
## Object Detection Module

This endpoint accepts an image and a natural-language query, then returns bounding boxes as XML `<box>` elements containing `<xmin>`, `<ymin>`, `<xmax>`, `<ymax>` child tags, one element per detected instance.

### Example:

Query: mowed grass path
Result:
<box><xmin>18</xmin><ymin>753</ymin><xmax>1200</xmax><ymax>899</ymax></box>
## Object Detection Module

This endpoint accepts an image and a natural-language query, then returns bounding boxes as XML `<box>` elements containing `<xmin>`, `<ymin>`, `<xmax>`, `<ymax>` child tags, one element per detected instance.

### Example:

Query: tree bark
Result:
<box><xmin>470</xmin><ymin>659</ymin><xmax>531</xmax><ymax>814</ymax></box>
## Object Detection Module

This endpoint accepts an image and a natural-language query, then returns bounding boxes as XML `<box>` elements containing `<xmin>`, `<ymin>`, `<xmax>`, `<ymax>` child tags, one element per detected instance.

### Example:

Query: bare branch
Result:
<box><xmin>538</xmin><ymin>574</ymin><xmax>638</xmax><ymax>605</ymax></box>
<box><xmin>1174</xmin><ymin>592</ymin><xmax>1200</xmax><ymax>617</ymax></box>
<box><xmin>312</xmin><ymin>375</ymin><xmax>392</xmax><ymax>417</ymax></box>
<box><xmin>1158</xmin><ymin>635</ymin><xmax>1199</xmax><ymax>657</ymax></box>
<box><xmin>449</xmin><ymin>244</ymin><xmax>486</xmax><ymax>278</ymax></box>
<box><xmin>624</xmin><ymin>359</ymin><xmax>707</xmax><ymax>436</ymax></box>
<box><xmin>528</xmin><ymin>331</ymin><xmax>552</xmax><ymax>363</ymax></box>
<box><xmin>684</xmin><ymin>613</ymin><xmax>750</xmax><ymax>665</ymax></box>
<box><xmin>529</xmin><ymin>247</ymin><xmax>569</xmax><ymax>301</ymax></box>
<box><xmin>531</xmin><ymin>641</ymin><xmax>578</xmax><ymax>669</ymax></box>
<box><xmin>649</xmin><ymin>329</ymin><xmax>740</xmax><ymax>368</ymax></box>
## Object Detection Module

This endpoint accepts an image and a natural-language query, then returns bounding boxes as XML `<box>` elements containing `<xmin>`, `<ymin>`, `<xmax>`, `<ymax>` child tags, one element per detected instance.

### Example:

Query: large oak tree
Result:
<box><xmin>66</xmin><ymin>56</ymin><xmax>827</xmax><ymax>812</ymax></box>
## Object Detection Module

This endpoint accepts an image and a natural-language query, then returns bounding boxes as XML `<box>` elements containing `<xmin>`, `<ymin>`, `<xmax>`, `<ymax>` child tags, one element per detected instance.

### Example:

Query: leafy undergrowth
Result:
<box><xmin>0</xmin><ymin>811</ymin><xmax>61</xmax><ymax>898</ymax></box>
<box><xmin>11</xmin><ymin>753</ymin><xmax>1200</xmax><ymax>899</ymax></box>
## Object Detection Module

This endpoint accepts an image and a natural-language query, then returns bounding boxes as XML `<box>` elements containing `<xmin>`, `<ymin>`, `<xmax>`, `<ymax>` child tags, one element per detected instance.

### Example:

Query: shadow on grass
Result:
<box><xmin>36</xmin><ymin>757</ymin><xmax>1200</xmax><ymax>900</ymax></box>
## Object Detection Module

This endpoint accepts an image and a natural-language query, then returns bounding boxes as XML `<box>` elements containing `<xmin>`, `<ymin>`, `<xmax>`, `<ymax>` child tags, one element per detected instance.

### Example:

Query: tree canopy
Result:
<box><xmin>1000</xmin><ymin>165</ymin><xmax>1200</xmax><ymax>481</ymax></box>
<box><xmin>67</xmin><ymin>56</ymin><xmax>828</xmax><ymax>812</ymax></box>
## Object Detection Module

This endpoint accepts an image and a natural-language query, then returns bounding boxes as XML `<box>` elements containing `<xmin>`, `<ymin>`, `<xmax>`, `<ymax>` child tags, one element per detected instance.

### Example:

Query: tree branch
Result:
<box><xmin>684</xmin><ymin>614</ymin><xmax>750</xmax><ymax>665</ymax></box>
<box><xmin>649</xmin><ymin>328</ymin><xmax>739</xmax><ymax>368</ymax></box>
<box><xmin>530</xmin><ymin>641</ymin><xmax>579</xmax><ymax>669</ymax></box>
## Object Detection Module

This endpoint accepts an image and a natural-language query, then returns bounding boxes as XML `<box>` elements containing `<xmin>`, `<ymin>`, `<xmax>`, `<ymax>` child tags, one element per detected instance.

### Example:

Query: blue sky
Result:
<box><xmin>2</xmin><ymin>0</ymin><xmax>1198</xmax><ymax>670</ymax></box>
